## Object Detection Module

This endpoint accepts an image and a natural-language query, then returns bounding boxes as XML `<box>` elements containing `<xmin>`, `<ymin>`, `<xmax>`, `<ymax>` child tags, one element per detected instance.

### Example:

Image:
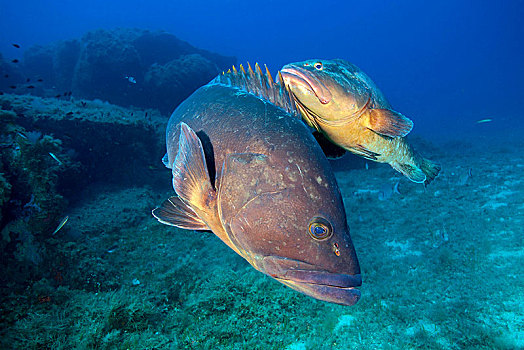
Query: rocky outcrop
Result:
<box><xmin>0</xmin><ymin>92</ymin><xmax>169</xmax><ymax>277</ymax></box>
<box><xmin>144</xmin><ymin>54</ymin><xmax>220</xmax><ymax>112</ymax></box>
<box><xmin>15</xmin><ymin>28</ymin><xmax>236</xmax><ymax>114</ymax></box>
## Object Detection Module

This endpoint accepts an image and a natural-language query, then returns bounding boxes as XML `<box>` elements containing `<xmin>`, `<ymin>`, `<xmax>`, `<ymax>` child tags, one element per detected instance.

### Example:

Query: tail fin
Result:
<box><xmin>419</xmin><ymin>157</ymin><xmax>441</xmax><ymax>186</ymax></box>
<box><xmin>393</xmin><ymin>163</ymin><xmax>426</xmax><ymax>183</ymax></box>
<box><xmin>391</xmin><ymin>156</ymin><xmax>441</xmax><ymax>185</ymax></box>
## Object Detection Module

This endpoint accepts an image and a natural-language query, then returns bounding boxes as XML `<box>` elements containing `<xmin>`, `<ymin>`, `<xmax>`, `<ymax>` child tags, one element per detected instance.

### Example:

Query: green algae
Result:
<box><xmin>0</xmin><ymin>102</ymin><xmax>522</xmax><ymax>350</ymax></box>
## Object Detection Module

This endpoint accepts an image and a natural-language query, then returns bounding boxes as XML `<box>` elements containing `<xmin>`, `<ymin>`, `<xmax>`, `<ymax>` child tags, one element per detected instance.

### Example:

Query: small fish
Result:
<box><xmin>9</xmin><ymin>86</ymin><xmax>16</xmax><ymax>89</ymax></box>
<box><xmin>66</xmin><ymin>111</ymin><xmax>74</xmax><ymax>116</ymax></box>
<box><xmin>17</xmin><ymin>132</ymin><xmax>27</xmax><ymax>139</ymax></box>
<box><xmin>55</xmin><ymin>94</ymin><xmax>61</xmax><ymax>98</ymax></box>
<box><xmin>11</xmin><ymin>59</ymin><xmax>19</xmax><ymax>63</ymax></box>
<box><xmin>26</xmin><ymin>78</ymin><xmax>30</xmax><ymax>82</ymax></box>
<box><xmin>476</xmin><ymin>118</ymin><xmax>492</xmax><ymax>124</ymax></box>
<box><xmin>26</xmin><ymin>85</ymin><xmax>35</xmax><ymax>89</ymax></box>
<box><xmin>458</xmin><ymin>168</ymin><xmax>473</xmax><ymax>186</ymax></box>
<box><xmin>125</xmin><ymin>76</ymin><xmax>137</xmax><ymax>84</ymax></box>
<box><xmin>49</xmin><ymin>152</ymin><xmax>63</xmax><ymax>165</ymax></box>
<box><xmin>4</xmin><ymin>74</ymin><xmax>9</xmax><ymax>78</ymax></box>
<box><xmin>80</xmin><ymin>101</ymin><xmax>87</xmax><ymax>107</ymax></box>
<box><xmin>0</xmin><ymin>92</ymin><xmax>4</xmax><ymax>95</ymax></box>
<box><xmin>37</xmin><ymin>78</ymin><xmax>44</xmax><ymax>82</ymax></box>
<box><xmin>378</xmin><ymin>181</ymin><xmax>401</xmax><ymax>201</ymax></box>
<box><xmin>281</xmin><ymin>59</ymin><xmax>441</xmax><ymax>185</ymax></box>
<box><xmin>12</xmin><ymin>43</ymin><xmax>20</xmax><ymax>48</ymax></box>
<box><xmin>51</xmin><ymin>216</ymin><xmax>69</xmax><ymax>236</ymax></box>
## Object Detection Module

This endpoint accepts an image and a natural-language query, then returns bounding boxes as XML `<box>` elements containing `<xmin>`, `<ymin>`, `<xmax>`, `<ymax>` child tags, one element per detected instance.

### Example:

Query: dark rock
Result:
<box><xmin>144</xmin><ymin>54</ymin><xmax>221</xmax><ymax>114</ymax></box>
<box><xmin>72</xmin><ymin>29</ymin><xmax>144</xmax><ymax>106</ymax></box>
<box><xmin>23</xmin><ymin>44</ymin><xmax>56</xmax><ymax>85</ymax></box>
<box><xmin>18</xmin><ymin>28</ymin><xmax>236</xmax><ymax>114</ymax></box>
<box><xmin>53</xmin><ymin>40</ymin><xmax>81</xmax><ymax>91</ymax></box>
<box><xmin>133</xmin><ymin>31</ymin><xmax>197</xmax><ymax>67</ymax></box>
<box><xmin>18</xmin><ymin>40</ymin><xmax>80</xmax><ymax>94</ymax></box>
<box><xmin>0</xmin><ymin>93</ymin><xmax>168</xmax><ymax>190</ymax></box>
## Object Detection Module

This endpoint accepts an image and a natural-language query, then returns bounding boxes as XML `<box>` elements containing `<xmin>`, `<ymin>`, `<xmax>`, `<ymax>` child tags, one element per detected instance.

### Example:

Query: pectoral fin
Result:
<box><xmin>367</xmin><ymin>108</ymin><xmax>413</xmax><ymax>138</ymax></box>
<box><xmin>152</xmin><ymin>196</ymin><xmax>208</xmax><ymax>230</ymax></box>
<box><xmin>152</xmin><ymin>122</ymin><xmax>219</xmax><ymax>233</ymax></box>
<box><xmin>171</xmin><ymin>122</ymin><xmax>217</xmax><ymax>215</ymax></box>
<box><xmin>153</xmin><ymin>123</ymin><xmax>216</xmax><ymax>230</ymax></box>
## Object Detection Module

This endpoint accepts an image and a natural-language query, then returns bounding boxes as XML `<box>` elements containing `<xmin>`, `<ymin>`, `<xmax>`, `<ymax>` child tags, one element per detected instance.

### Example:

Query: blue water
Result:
<box><xmin>1</xmin><ymin>1</ymin><xmax>523</xmax><ymax>349</ymax></box>
<box><xmin>1</xmin><ymin>1</ymin><xmax>522</xmax><ymax>138</ymax></box>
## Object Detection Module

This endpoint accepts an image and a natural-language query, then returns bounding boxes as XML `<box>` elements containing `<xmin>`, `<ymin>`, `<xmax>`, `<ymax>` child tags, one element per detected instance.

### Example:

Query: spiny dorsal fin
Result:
<box><xmin>265</xmin><ymin>64</ymin><xmax>276</xmax><ymax>102</ymax></box>
<box><xmin>277</xmin><ymin>71</ymin><xmax>284</xmax><ymax>85</ymax></box>
<box><xmin>254</xmin><ymin>63</ymin><xmax>267</xmax><ymax>97</ymax></box>
<box><xmin>265</xmin><ymin>64</ymin><xmax>274</xmax><ymax>85</ymax></box>
<box><xmin>255</xmin><ymin>63</ymin><xmax>263</xmax><ymax>78</ymax></box>
<box><xmin>247</xmin><ymin>62</ymin><xmax>255</xmax><ymax>79</ymax></box>
<box><xmin>212</xmin><ymin>62</ymin><xmax>299</xmax><ymax>118</ymax></box>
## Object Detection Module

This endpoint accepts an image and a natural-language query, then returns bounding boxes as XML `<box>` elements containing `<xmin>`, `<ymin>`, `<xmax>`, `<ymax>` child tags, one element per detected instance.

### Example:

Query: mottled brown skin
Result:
<box><xmin>281</xmin><ymin>59</ymin><xmax>440</xmax><ymax>185</ymax></box>
<box><xmin>162</xmin><ymin>82</ymin><xmax>361</xmax><ymax>305</ymax></box>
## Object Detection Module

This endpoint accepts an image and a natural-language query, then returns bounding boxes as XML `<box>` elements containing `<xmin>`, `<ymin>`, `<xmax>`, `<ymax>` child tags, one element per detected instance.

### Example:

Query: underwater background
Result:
<box><xmin>0</xmin><ymin>0</ymin><xmax>522</xmax><ymax>349</ymax></box>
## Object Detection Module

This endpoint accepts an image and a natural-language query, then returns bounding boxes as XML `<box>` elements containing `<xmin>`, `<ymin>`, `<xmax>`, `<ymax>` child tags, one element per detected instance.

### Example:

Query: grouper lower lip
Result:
<box><xmin>262</xmin><ymin>255</ymin><xmax>361</xmax><ymax>305</ymax></box>
<box><xmin>279</xmin><ymin>269</ymin><xmax>362</xmax><ymax>288</ymax></box>
<box><xmin>280</xmin><ymin>66</ymin><xmax>333</xmax><ymax>104</ymax></box>
<box><xmin>278</xmin><ymin>276</ymin><xmax>361</xmax><ymax>306</ymax></box>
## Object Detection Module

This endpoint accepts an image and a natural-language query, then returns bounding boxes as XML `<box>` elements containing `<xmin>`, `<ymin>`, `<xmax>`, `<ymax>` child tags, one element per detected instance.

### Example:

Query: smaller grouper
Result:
<box><xmin>281</xmin><ymin>59</ymin><xmax>441</xmax><ymax>185</ymax></box>
<box><xmin>153</xmin><ymin>63</ymin><xmax>361</xmax><ymax>306</ymax></box>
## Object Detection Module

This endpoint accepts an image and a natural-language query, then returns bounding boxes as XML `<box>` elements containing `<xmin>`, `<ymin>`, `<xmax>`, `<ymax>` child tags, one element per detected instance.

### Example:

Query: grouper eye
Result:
<box><xmin>308</xmin><ymin>217</ymin><xmax>333</xmax><ymax>240</ymax></box>
<box><xmin>314</xmin><ymin>62</ymin><xmax>323</xmax><ymax>70</ymax></box>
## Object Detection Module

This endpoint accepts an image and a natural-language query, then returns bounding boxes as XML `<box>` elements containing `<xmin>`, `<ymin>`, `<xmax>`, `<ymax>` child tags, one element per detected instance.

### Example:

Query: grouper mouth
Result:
<box><xmin>262</xmin><ymin>256</ymin><xmax>361</xmax><ymax>306</ymax></box>
<box><xmin>280</xmin><ymin>65</ymin><xmax>333</xmax><ymax>104</ymax></box>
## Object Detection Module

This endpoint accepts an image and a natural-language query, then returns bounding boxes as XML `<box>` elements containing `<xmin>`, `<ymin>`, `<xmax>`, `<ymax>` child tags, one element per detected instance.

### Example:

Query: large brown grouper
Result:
<box><xmin>153</xmin><ymin>64</ymin><xmax>361</xmax><ymax>305</ymax></box>
<box><xmin>281</xmin><ymin>59</ymin><xmax>441</xmax><ymax>185</ymax></box>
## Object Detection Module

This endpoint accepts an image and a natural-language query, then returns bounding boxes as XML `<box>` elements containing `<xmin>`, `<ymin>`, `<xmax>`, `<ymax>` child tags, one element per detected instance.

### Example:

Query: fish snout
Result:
<box><xmin>262</xmin><ymin>256</ymin><xmax>361</xmax><ymax>306</ymax></box>
<box><xmin>280</xmin><ymin>65</ymin><xmax>332</xmax><ymax>104</ymax></box>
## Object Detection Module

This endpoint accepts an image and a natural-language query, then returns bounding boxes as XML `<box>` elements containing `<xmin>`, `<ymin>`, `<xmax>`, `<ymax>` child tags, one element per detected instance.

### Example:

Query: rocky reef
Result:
<box><xmin>0</xmin><ymin>27</ymin><xmax>234</xmax><ymax>310</ymax></box>
<box><xmin>0</xmin><ymin>92</ymin><xmax>169</xmax><ymax>291</ymax></box>
<box><xmin>3</xmin><ymin>28</ymin><xmax>236</xmax><ymax>114</ymax></box>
